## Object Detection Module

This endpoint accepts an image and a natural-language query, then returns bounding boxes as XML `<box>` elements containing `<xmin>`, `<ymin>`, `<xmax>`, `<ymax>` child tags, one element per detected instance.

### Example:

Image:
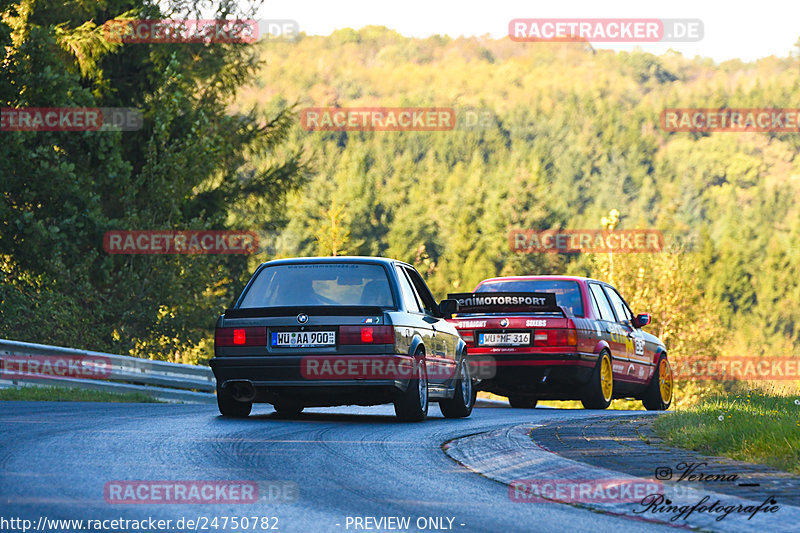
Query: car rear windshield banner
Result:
<box><xmin>447</xmin><ymin>292</ymin><xmax>559</xmax><ymax>313</ymax></box>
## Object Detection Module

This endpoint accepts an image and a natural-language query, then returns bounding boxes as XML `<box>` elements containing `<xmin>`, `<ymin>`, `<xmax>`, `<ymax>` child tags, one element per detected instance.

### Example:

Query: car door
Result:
<box><xmin>393</xmin><ymin>264</ymin><xmax>438</xmax><ymax>379</ymax></box>
<box><xmin>603</xmin><ymin>285</ymin><xmax>651</xmax><ymax>384</ymax></box>
<box><xmin>401</xmin><ymin>265</ymin><xmax>458</xmax><ymax>384</ymax></box>
<box><xmin>587</xmin><ymin>282</ymin><xmax>629</xmax><ymax>378</ymax></box>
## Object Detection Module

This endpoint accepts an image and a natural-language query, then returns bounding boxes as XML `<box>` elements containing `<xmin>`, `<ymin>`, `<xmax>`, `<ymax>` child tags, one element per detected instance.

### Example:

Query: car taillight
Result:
<box><xmin>215</xmin><ymin>327</ymin><xmax>267</xmax><ymax>347</ymax></box>
<box><xmin>459</xmin><ymin>330</ymin><xmax>475</xmax><ymax>345</ymax></box>
<box><xmin>361</xmin><ymin>327</ymin><xmax>373</xmax><ymax>343</ymax></box>
<box><xmin>340</xmin><ymin>325</ymin><xmax>395</xmax><ymax>344</ymax></box>
<box><xmin>533</xmin><ymin>328</ymin><xmax>578</xmax><ymax>347</ymax></box>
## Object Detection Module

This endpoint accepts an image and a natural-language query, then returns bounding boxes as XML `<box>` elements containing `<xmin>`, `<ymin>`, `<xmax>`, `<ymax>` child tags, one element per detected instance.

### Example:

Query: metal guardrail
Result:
<box><xmin>0</xmin><ymin>339</ymin><xmax>216</xmax><ymax>403</ymax></box>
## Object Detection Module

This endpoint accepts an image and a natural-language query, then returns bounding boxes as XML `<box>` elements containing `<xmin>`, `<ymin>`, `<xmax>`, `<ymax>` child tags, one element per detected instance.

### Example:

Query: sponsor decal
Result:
<box><xmin>448</xmin><ymin>292</ymin><xmax>558</xmax><ymax>313</ymax></box>
<box><xmin>634</xmin><ymin>337</ymin><xmax>645</xmax><ymax>356</ymax></box>
<box><xmin>457</xmin><ymin>320</ymin><xmax>487</xmax><ymax>329</ymax></box>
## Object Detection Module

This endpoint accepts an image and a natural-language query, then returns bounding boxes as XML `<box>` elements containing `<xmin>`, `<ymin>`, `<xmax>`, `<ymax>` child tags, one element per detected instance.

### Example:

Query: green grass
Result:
<box><xmin>0</xmin><ymin>385</ymin><xmax>163</xmax><ymax>403</ymax></box>
<box><xmin>652</xmin><ymin>388</ymin><xmax>800</xmax><ymax>474</ymax></box>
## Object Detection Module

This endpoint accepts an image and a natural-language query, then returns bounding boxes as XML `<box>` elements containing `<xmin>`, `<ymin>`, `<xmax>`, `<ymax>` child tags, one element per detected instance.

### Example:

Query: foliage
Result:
<box><xmin>653</xmin><ymin>386</ymin><xmax>800</xmax><ymax>473</ymax></box>
<box><xmin>236</xmin><ymin>28</ymin><xmax>800</xmax><ymax>367</ymax></box>
<box><xmin>4</xmin><ymin>19</ymin><xmax>800</xmax><ymax>377</ymax></box>
<box><xmin>0</xmin><ymin>0</ymin><xmax>308</xmax><ymax>362</ymax></box>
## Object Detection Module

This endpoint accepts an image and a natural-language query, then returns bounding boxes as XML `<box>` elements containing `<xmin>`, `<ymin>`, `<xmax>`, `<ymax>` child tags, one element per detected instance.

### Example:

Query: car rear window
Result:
<box><xmin>476</xmin><ymin>279</ymin><xmax>584</xmax><ymax>317</ymax></box>
<box><xmin>238</xmin><ymin>263</ymin><xmax>396</xmax><ymax>308</ymax></box>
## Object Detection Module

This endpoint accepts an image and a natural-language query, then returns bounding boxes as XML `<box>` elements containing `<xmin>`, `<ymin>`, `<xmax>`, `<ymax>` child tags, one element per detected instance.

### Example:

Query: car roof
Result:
<box><xmin>477</xmin><ymin>275</ymin><xmax>609</xmax><ymax>286</ymax></box>
<box><xmin>258</xmin><ymin>256</ymin><xmax>412</xmax><ymax>268</ymax></box>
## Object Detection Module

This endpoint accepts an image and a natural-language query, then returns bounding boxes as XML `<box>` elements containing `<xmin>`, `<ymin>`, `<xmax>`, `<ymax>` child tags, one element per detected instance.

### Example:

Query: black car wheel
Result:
<box><xmin>394</xmin><ymin>349</ymin><xmax>428</xmax><ymax>422</ymax></box>
<box><xmin>440</xmin><ymin>355</ymin><xmax>475</xmax><ymax>418</ymax></box>
<box><xmin>508</xmin><ymin>395</ymin><xmax>538</xmax><ymax>409</ymax></box>
<box><xmin>273</xmin><ymin>399</ymin><xmax>304</xmax><ymax>417</ymax></box>
<box><xmin>581</xmin><ymin>350</ymin><xmax>613</xmax><ymax>410</ymax></box>
<box><xmin>217</xmin><ymin>383</ymin><xmax>252</xmax><ymax>418</ymax></box>
<box><xmin>642</xmin><ymin>354</ymin><xmax>673</xmax><ymax>411</ymax></box>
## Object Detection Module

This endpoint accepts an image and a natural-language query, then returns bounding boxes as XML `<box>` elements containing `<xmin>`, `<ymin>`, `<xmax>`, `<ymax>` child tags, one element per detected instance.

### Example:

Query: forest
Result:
<box><xmin>2</xmin><ymin>3</ymin><xmax>799</xmax><ymax>405</ymax></box>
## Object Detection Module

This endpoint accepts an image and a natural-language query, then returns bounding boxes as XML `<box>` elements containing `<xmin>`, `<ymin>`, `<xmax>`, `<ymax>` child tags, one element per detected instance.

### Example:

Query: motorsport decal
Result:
<box><xmin>634</xmin><ymin>336</ymin><xmax>645</xmax><ymax>356</ymax></box>
<box><xmin>447</xmin><ymin>292</ymin><xmax>559</xmax><ymax>314</ymax></box>
<box><xmin>606</xmin><ymin>323</ymin><xmax>635</xmax><ymax>354</ymax></box>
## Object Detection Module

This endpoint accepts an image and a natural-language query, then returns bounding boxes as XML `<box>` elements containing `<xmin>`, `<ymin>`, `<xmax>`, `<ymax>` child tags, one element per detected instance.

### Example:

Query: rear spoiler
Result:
<box><xmin>224</xmin><ymin>306</ymin><xmax>384</xmax><ymax>318</ymax></box>
<box><xmin>446</xmin><ymin>292</ymin><xmax>567</xmax><ymax>316</ymax></box>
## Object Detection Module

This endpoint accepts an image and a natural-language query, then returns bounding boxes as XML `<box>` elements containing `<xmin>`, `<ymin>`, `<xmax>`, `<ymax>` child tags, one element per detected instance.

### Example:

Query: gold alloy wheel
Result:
<box><xmin>659</xmin><ymin>358</ymin><xmax>673</xmax><ymax>404</ymax></box>
<box><xmin>600</xmin><ymin>355</ymin><xmax>613</xmax><ymax>401</ymax></box>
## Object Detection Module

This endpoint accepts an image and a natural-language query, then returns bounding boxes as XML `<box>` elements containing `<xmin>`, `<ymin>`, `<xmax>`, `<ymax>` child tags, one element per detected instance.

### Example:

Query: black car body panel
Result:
<box><xmin>210</xmin><ymin>257</ymin><xmax>467</xmax><ymax>412</ymax></box>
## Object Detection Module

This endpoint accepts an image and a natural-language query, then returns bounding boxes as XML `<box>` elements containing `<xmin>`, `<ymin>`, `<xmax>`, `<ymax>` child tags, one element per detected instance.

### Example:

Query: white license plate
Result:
<box><xmin>272</xmin><ymin>331</ymin><xmax>336</xmax><ymax>347</ymax></box>
<box><xmin>478</xmin><ymin>332</ymin><xmax>530</xmax><ymax>346</ymax></box>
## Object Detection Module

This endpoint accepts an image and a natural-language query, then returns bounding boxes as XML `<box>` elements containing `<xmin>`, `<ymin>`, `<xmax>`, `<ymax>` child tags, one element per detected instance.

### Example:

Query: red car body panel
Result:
<box><xmin>446</xmin><ymin>275</ymin><xmax>666</xmax><ymax>401</ymax></box>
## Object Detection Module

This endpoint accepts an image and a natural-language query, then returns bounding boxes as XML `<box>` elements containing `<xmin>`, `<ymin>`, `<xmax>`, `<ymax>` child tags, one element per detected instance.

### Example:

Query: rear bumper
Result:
<box><xmin>473</xmin><ymin>351</ymin><xmax>599</xmax><ymax>399</ymax></box>
<box><xmin>210</xmin><ymin>354</ymin><xmax>414</xmax><ymax>406</ymax></box>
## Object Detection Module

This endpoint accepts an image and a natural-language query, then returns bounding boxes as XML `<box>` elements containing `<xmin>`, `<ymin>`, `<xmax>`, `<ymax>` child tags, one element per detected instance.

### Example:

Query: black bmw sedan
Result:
<box><xmin>210</xmin><ymin>256</ymin><xmax>474</xmax><ymax>421</ymax></box>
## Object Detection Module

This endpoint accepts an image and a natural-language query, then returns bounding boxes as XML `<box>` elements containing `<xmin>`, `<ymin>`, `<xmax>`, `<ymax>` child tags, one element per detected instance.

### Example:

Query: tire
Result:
<box><xmin>439</xmin><ymin>355</ymin><xmax>475</xmax><ymax>418</ymax></box>
<box><xmin>394</xmin><ymin>350</ymin><xmax>428</xmax><ymax>422</ymax></box>
<box><xmin>642</xmin><ymin>354</ymin><xmax>673</xmax><ymax>411</ymax></box>
<box><xmin>273</xmin><ymin>399</ymin><xmax>304</xmax><ymax>417</ymax></box>
<box><xmin>217</xmin><ymin>383</ymin><xmax>252</xmax><ymax>418</ymax></box>
<box><xmin>508</xmin><ymin>395</ymin><xmax>538</xmax><ymax>409</ymax></box>
<box><xmin>581</xmin><ymin>351</ymin><xmax>613</xmax><ymax>410</ymax></box>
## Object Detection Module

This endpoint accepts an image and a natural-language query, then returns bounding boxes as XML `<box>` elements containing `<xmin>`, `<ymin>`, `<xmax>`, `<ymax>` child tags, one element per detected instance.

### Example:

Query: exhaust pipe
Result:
<box><xmin>225</xmin><ymin>380</ymin><xmax>256</xmax><ymax>402</ymax></box>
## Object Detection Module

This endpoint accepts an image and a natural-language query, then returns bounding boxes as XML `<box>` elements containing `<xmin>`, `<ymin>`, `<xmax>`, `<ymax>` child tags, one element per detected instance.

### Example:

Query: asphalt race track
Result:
<box><xmin>0</xmin><ymin>401</ymin><xmax>674</xmax><ymax>533</ymax></box>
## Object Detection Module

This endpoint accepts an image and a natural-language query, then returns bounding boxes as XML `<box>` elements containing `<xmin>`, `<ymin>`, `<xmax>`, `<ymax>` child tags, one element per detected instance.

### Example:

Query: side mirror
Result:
<box><xmin>632</xmin><ymin>313</ymin><xmax>651</xmax><ymax>328</ymax></box>
<box><xmin>438</xmin><ymin>299</ymin><xmax>460</xmax><ymax>317</ymax></box>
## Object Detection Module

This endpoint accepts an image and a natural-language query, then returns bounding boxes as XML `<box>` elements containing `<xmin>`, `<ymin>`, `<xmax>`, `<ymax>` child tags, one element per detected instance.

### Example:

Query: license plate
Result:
<box><xmin>272</xmin><ymin>331</ymin><xmax>336</xmax><ymax>347</ymax></box>
<box><xmin>478</xmin><ymin>332</ymin><xmax>530</xmax><ymax>346</ymax></box>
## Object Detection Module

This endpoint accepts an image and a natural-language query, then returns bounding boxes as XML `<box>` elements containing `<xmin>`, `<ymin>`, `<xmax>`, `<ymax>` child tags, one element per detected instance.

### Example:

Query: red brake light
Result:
<box><xmin>340</xmin><ymin>325</ymin><xmax>394</xmax><ymax>344</ymax></box>
<box><xmin>215</xmin><ymin>327</ymin><xmax>267</xmax><ymax>347</ymax></box>
<box><xmin>361</xmin><ymin>327</ymin><xmax>374</xmax><ymax>343</ymax></box>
